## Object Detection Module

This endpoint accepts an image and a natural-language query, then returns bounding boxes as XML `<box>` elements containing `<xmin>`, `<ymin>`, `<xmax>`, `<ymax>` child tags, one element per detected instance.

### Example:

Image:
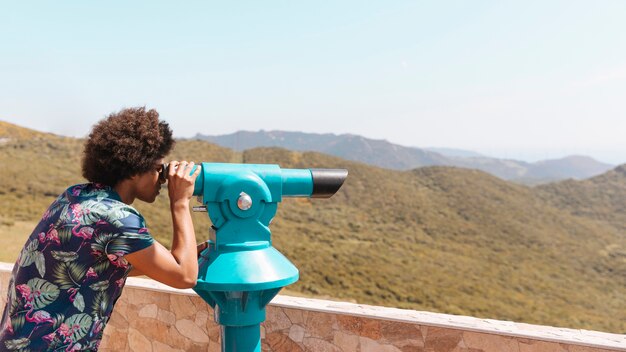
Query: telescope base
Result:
<box><xmin>222</xmin><ymin>324</ymin><xmax>261</xmax><ymax>352</ymax></box>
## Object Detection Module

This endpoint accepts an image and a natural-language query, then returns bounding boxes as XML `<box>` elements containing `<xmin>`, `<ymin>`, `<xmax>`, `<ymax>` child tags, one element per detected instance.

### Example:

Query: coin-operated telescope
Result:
<box><xmin>186</xmin><ymin>163</ymin><xmax>347</xmax><ymax>352</ymax></box>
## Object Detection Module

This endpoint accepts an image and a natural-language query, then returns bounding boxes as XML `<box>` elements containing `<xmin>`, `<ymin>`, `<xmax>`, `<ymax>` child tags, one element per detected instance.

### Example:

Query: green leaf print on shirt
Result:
<box><xmin>91</xmin><ymin>232</ymin><xmax>133</xmax><ymax>274</ymax></box>
<box><xmin>26</xmin><ymin>278</ymin><xmax>60</xmax><ymax>310</ymax></box>
<box><xmin>73</xmin><ymin>200</ymin><xmax>109</xmax><ymax>226</ymax></box>
<box><xmin>63</xmin><ymin>313</ymin><xmax>93</xmax><ymax>342</ymax></box>
<box><xmin>103</xmin><ymin>206</ymin><xmax>131</xmax><ymax>228</ymax></box>
<box><xmin>91</xmin><ymin>291</ymin><xmax>109</xmax><ymax>318</ymax></box>
<box><xmin>88</xmin><ymin>281</ymin><xmax>109</xmax><ymax>292</ymax></box>
<box><xmin>72</xmin><ymin>292</ymin><xmax>85</xmax><ymax>312</ymax></box>
<box><xmin>17</xmin><ymin>240</ymin><xmax>38</xmax><ymax>268</ymax></box>
<box><xmin>3</xmin><ymin>337</ymin><xmax>30</xmax><ymax>350</ymax></box>
<box><xmin>34</xmin><ymin>253</ymin><xmax>45</xmax><ymax>277</ymax></box>
<box><xmin>17</xmin><ymin>240</ymin><xmax>46</xmax><ymax>277</ymax></box>
<box><xmin>50</xmin><ymin>251</ymin><xmax>79</xmax><ymax>263</ymax></box>
<box><xmin>52</xmin><ymin>262</ymin><xmax>87</xmax><ymax>290</ymax></box>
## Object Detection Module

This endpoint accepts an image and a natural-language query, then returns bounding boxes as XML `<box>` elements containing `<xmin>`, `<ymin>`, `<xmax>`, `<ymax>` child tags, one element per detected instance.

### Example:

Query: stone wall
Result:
<box><xmin>0</xmin><ymin>263</ymin><xmax>624</xmax><ymax>351</ymax></box>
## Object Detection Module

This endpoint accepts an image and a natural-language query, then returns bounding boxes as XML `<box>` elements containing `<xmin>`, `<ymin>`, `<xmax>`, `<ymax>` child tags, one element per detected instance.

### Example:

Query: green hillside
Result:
<box><xmin>534</xmin><ymin>166</ymin><xmax>626</xmax><ymax>233</ymax></box>
<box><xmin>1</xmin><ymin>121</ymin><xmax>624</xmax><ymax>333</ymax></box>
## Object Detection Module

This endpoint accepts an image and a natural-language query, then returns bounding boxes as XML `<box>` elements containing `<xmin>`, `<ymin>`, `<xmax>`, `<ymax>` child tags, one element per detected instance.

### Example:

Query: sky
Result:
<box><xmin>1</xmin><ymin>1</ymin><xmax>625</xmax><ymax>164</ymax></box>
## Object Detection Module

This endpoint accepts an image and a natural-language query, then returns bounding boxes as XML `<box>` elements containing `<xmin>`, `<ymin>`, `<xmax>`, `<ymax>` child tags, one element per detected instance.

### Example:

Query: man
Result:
<box><xmin>0</xmin><ymin>107</ymin><xmax>202</xmax><ymax>351</ymax></box>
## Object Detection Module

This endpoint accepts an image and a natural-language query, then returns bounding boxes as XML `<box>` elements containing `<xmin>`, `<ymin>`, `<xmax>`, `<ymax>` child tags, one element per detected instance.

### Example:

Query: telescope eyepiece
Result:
<box><xmin>159</xmin><ymin>163</ymin><xmax>169</xmax><ymax>183</ymax></box>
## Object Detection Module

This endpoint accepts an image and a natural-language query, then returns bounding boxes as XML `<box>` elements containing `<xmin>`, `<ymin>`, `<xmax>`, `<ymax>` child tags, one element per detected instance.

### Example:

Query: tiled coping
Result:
<box><xmin>0</xmin><ymin>262</ymin><xmax>624</xmax><ymax>351</ymax></box>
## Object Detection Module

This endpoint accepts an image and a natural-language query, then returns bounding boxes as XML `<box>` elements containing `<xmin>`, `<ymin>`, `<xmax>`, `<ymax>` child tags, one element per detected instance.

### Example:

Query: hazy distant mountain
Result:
<box><xmin>194</xmin><ymin>130</ymin><xmax>450</xmax><ymax>170</ymax></box>
<box><xmin>445</xmin><ymin>155</ymin><xmax>616</xmax><ymax>184</ymax></box>
<box><xmin>528</xmin><ymin>155</ymin><xmax>617</xmax><ymax>180</ymax></box>
<box><xmin>194</xmin><ymin>130</ymin><xmax>615</xmax><ymax>183</ymax></box>
<box><xmin>423</xmin><ymin>147</ymin><xmax>484</xmax><ymax>158</ymax></box>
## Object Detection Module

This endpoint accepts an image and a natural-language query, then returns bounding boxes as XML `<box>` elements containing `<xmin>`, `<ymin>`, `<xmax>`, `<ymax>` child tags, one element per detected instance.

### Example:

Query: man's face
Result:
<box><xmin>134</xmin><ymin>158</ymin><xmax>166</xmax><ymax>203</ymax></box>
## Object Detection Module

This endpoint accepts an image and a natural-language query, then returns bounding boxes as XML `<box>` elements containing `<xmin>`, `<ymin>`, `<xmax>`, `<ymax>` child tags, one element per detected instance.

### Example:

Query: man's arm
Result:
<box><xmin>127</xmin><ymin>267</ymin><xmax>143</xmax><ymax>277</ymax></box>
<box><xmin>124</xmin><ymin>161</ymin><xmax>201</xmax><ymax>289</ymax></box>
<box><xmin>127</xmin><ymin>241</ymin><xmax>208</xmax><ymax>277</ymax></box>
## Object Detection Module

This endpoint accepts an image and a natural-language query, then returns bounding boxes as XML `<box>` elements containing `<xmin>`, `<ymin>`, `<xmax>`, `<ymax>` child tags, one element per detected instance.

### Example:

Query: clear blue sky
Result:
<box><xmin>1</xmin><ymin>1</ymin><xmax>625</xmax><ymax>164</ymax></box>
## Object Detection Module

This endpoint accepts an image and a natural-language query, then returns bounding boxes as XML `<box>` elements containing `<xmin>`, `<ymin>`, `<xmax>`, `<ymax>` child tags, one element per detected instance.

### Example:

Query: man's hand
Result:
<box><xmin>167</xmin><ymin>161</ymin><xmax>201</xmax><ymax>208</ymax></box>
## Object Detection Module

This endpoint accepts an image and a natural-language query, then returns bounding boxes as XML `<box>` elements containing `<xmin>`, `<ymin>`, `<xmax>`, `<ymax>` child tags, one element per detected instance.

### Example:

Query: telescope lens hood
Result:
<box><xmin>310</xmin><ymin>169</ymin><xmax>348</xmax><ymax>198</ymax></box>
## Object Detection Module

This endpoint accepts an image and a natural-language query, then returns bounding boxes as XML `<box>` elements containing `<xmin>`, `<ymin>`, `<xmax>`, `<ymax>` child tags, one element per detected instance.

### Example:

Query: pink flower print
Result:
<box><xmin>58</xmin><ymin>322</ymin><xmax>69</xmax><ymax>335</ymax></box>
<box><xmin>70</xmin><ymin>203</ymin><xmax>90</xmax><ymax>221</ymax></box>
<box><xmin>38</xmin><ymin>225</ymin><xmax>61</xmax><ymax>251</ymax></box>
<box><xmin>15</xmin><ymin>284</ymin><xmax>31</xmax><ymax>297</ymax></box>
<box><xmin>138</xmin><ymin>227</ymin><xmax>148</xmax><ymax>234</ymax></box>
<box><xmin>43</xmin><ymin>332</ymin><xmax>56</xmax><ymax>343</ymax></box>
<box><xmin>70</xmin><ymin>204</ymin><xmax>82</xmax><ymax>219</ymax></box>
<box><xmin>95</xmin><ymin>219</ymin><xmax>108</xmax><ymax>226</ymax></box>
<box><xmin>46</xmin><ymin>225</ymin><xmax>61</xmax><ymax>245</ymax></box>
<box><xmin>15</xmin><ymin>284</ymin><xmax>34</xmax><ymax>309</ymax></box>
<box><xmin>85</xmin><ymin>267</ymin><xmax>98</xmax><ymax>280</ymax></box>
<box><xmin>58</xmin><ymin>323</ymin><xmax>73</xmax><ymax>344</ymax></box>
<box><xmin>115</xmin><ymin>278</ymin><xmax>125</xmax><ymax>288</ymax></box>
<box><xmin>57</xmin><ymin>322</ymin><xmax>83</xmax><ymax>347</ymax></box>
<box><xmin>107</xmin><ymin>252</ymin><xmax>129</xmax><ymax>269</ymax></box>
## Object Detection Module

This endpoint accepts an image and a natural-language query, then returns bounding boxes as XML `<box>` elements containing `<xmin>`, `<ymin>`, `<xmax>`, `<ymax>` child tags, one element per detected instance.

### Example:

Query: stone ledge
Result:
<box><xmin>120</xmin><ymin>270</ymin><xmax>626</xmax><ymax>351</ymax></box>
<box><xmin>1</xmin><ymin>262</ymin><xmax>624</xmax><ymax>351</ymax></box>
<box><xmin>269</xmin><ymin>295</ymin><xmax>626</xmax><ymax>351</ymax></box>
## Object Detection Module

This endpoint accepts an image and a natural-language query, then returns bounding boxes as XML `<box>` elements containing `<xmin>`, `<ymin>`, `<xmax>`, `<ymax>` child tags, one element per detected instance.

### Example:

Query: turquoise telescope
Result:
<box><xmin>177</xmin><ymin>162</ymin><xmax>347</xmax><ymax>351</ymax></box>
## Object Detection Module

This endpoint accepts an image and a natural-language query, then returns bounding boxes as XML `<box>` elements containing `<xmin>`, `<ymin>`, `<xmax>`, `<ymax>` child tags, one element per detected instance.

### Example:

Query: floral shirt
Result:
<box><xmin>0</xmin><ymin>183</ymin><xmax>154</xmax><ymax>351</ymax></box>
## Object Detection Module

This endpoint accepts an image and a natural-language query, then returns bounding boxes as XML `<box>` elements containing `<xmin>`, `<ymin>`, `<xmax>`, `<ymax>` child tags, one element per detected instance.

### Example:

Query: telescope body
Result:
<box><xmin>189</xmin><ymin>163</ymin><xmax>347</xmax><ymax>352</ymax></box>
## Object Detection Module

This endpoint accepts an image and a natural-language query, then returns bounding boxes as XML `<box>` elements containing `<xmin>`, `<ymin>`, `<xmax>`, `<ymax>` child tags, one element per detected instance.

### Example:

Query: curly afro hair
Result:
<box><xmin>82</xmin><ymin>107</ymin><xmax>175</xmax><ymax>186</ymax></box>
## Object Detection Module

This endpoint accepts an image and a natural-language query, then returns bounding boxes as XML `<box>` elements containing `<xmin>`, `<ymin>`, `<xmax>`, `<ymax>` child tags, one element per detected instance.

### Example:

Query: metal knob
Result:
<box><xmin>237</xmin><ymin>192</ymin><xmax>252</xmax><ymax>210</ymax></box>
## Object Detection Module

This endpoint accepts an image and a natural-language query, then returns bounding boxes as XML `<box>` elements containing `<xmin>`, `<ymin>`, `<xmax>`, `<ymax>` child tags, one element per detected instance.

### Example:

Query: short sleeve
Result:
<box><xmin>112</xmin><ymin>207</ymin><xmax>155</xmax><ymax>255</ymax></box>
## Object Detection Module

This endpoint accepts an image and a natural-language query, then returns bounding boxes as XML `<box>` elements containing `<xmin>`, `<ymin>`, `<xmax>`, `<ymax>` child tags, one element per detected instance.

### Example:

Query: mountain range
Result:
<box><xmin>1</xmin><ymin>120</ymin><xmax>625</xmax><ymax>333</ymax></box>
<box><xmin>195</xmin><ymin>130</ymin><xmax>615</xmax><ymax>184</ymax></box>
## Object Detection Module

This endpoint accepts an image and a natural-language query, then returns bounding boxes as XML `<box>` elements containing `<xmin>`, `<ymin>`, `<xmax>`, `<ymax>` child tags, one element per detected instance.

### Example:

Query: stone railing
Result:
<box><xmin>0</xmin><ymin>262</ymin><xmax>624</xmax><ymax>351</ymax></box>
